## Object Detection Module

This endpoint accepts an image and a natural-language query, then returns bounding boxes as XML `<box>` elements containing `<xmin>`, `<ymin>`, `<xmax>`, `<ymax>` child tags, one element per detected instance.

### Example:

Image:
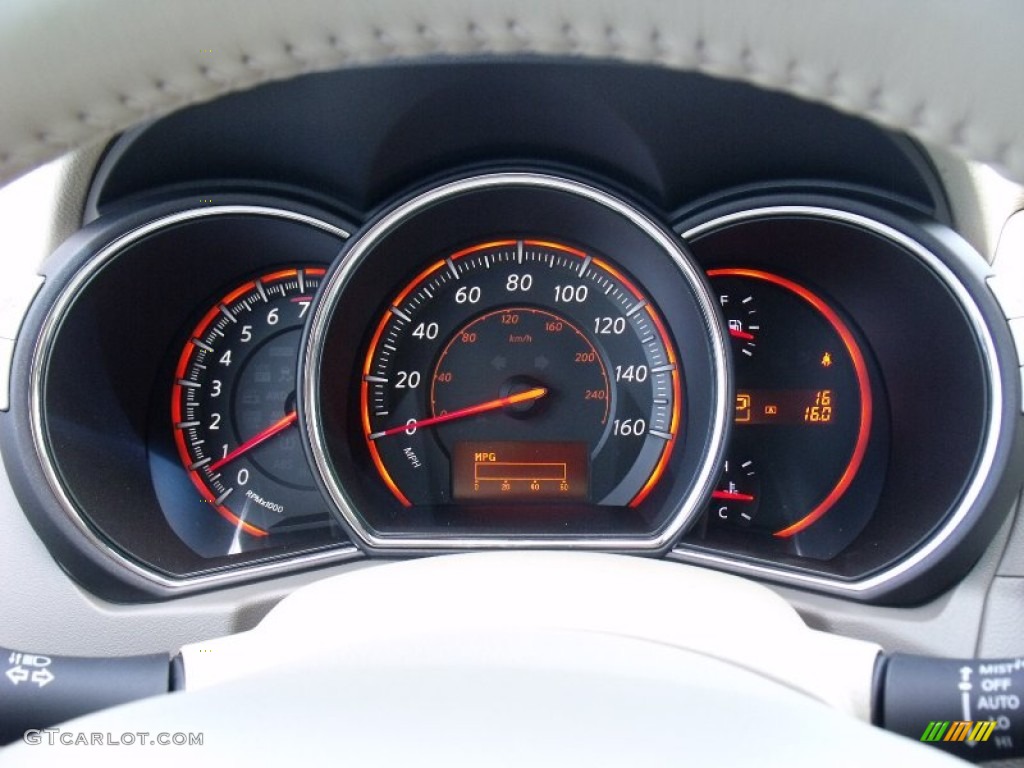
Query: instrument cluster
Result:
<box><xmin>3</xmin><ymin>172</ymin><xmax>1020</xmax><ymax>603</ymax></box>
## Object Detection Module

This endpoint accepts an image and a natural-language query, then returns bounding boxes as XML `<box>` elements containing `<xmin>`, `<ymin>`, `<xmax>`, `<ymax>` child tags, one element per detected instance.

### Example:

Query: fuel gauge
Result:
<box><xmin>717</xmin><ymin>287</ymin><xmax>760</xmax><ymax>357</ymax></box>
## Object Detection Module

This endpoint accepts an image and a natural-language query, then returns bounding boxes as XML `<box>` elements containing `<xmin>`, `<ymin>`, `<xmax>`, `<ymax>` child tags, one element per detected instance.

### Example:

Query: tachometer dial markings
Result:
<box><xmin>209</xmin><ymin>411</ymin><xmax>298</xmax><ymax>471</ymax></box>
<box><xmin>171</xmin><ymin>267</ymin><xmax>331</xmax><ymax>543</ymax></box>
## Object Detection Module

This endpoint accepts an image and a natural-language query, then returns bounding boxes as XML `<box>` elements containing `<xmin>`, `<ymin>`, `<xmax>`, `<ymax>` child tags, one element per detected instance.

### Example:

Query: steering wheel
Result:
<box><xmin>1</xmin><ymin>1</ymin><xmax>1018</xmax><ymax>765</ymax></box>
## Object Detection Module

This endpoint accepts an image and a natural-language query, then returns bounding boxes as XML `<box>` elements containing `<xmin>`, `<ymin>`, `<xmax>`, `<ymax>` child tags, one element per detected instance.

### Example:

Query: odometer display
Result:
<box><xmin>361</xmin><ymin>240</ymin><xmax>681</xmax><ymax>508</ymax></box>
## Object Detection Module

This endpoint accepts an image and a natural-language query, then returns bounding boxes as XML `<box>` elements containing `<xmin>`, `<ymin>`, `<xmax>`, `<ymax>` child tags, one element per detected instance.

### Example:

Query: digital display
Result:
<box><xmin>734</xmin><ymin>390</ymin><xmax>835</xmax><ymax>426</ymax></box>
<box><xmin>453</xmin><ymin>441</ymin><xmax>589</xmax><ymax>501</ymax></box>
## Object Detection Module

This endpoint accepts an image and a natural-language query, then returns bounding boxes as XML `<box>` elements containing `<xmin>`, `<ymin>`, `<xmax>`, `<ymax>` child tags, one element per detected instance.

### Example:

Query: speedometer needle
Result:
<box><xmin>370</xmin><ymin>386</ymin><xmax>548</xmax><ymax>440</ymax></box>
<box><xmin>209</xmin><ymin>411</ymin><xmax>298</xmax><ymax>471</ymax></box>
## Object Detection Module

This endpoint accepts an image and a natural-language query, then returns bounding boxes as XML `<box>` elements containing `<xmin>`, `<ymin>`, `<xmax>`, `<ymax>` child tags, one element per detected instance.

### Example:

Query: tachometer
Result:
<box><xmin>361</xmin><ymin>240</ymin><xmax>680</xmax><ymax>508</ymax></box>
<box><xmin>171</xmin><ymin>267</ymin><xmax>331</xmax><ymax>546</ymax></box>
<box><xmin>302</xmin><ymin>172</ymin><xmax>731</xmax><ymax>552</ymax></box>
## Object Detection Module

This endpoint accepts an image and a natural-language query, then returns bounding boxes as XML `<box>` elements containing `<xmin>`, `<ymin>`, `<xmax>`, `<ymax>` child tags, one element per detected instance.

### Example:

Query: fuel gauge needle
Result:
<box><xmin>729</xmin><ymin>329</ymin><xmax>755</xmax><ymax>341</ymax></box>
<box><xmin>209</xmin><ymin>411</ymin><xmax>298</xmax><ymax>471</ymax></box>
<box><xmin>370</xmin><ymin>386</ymin><xmax>548</xmax><ymax>440</ymax></box>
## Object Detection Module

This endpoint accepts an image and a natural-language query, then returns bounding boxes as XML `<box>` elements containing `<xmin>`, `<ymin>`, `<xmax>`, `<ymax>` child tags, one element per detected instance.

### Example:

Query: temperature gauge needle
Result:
<box><xmin>729</xmin><ymin>328</ymin><xmax>755</xmax><ymax>341</ymax></box>
<box><xmin>370</xmin><ymin>386</ymin><xmax>548</xmax><ymax>439</ymax></box>
<box><xmin>209</xmin><ymin>411</ymin><xmax>298</xmax><ymax>471</ymax></box>
<box><xmin>711</xmin><ymin>489</ymin><xmax>755</xmax><ymax>502</ymax></box>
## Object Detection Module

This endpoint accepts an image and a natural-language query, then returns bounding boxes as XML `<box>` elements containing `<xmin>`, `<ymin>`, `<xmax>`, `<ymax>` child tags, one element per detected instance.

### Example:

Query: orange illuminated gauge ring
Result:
<box><xmin>708</xmin><ymin>268</ymin><xmax>872</xmax><ymax>538</ymax></box>
<box><xmin>361</xmin><ymin>239</ymin><xmax>682</xmax><ymax>509</ymax></box>
<box><xmin>171</xmin><ymin>267</ymin><xmax>326</xmax><ymax>537</ymax></box>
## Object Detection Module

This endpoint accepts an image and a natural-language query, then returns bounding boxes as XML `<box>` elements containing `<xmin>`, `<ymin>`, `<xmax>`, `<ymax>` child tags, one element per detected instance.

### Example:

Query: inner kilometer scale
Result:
<box><xmin>361</xmin><ymin>239</ymin><xmax>681</xmax><ymax>507</ymax></box>
<box><xmin>171</xmin><ymin>267</ymin><xmax>331</xmax><ymax>541</ymax></box>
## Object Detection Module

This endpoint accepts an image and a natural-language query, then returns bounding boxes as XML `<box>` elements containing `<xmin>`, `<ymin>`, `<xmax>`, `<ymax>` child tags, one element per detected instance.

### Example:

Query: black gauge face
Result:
<box><xmin>361</xmin><ymin>240</ymin><xmax>681</xmax><ymax>508</ymax></box>
<box><xmin>705</xmin><ymin>270</ymin><xmax>870</xmax><ymax>541</ymax></box>
<box><xmin>171</xmin><ymin>267</ymin><xmax>332</xmax><ymax>550</ymax></box>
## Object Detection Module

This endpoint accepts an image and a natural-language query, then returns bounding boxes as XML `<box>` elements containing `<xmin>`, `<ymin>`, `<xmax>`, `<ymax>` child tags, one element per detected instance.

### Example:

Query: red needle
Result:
<box><xmin>370</xmin><ymin>386</ymin><xmax>548</xmax><ymax>439</ymax></box>
<box><xmin>729</xmin><ymin>328</ymin><xmax>755</xmax><ymax>341</ymax></box>
<box><xmin>711</xmin><ymin>490</ymin><xmax>755</xmax><ymax>502</ymax></box>
<box><xmin>209</xmin><ymin>411</ymin><xmax>298</xmax><ymax>471</ymax></box>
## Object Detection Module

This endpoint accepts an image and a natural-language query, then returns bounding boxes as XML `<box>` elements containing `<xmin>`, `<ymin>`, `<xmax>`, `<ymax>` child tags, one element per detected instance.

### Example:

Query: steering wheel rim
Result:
<box><xmin>0</xmin><ymin>552</ymin><xmax>967</xmax><ymax>765</ymax></box>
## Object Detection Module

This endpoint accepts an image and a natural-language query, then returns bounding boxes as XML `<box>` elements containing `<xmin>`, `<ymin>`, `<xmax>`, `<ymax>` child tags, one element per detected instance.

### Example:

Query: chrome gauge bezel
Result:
<box><xmin>22</xmin><ymin>203</ymin><xmax>363</xmax><ymax>594</ymax></box>
<box><xmin>302</xmin><ymin>172</ymin><xmax>732</xmax><ymax>552</ymax></box>
<box><xmin>670</xmin><ymin>203</ymin><xmax>1020</xmax><ymax>600</ymax></box>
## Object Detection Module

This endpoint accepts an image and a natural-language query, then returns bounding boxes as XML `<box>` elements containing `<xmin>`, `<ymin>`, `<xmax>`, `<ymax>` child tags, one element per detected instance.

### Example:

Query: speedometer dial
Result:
<box><xmin>361</xmin><ymin>240</ymin><xmax>680</xmax><ymax>508</ymax></box>
<box><xmin>303</xmin><ymin>172</ymin><xmax>730</xmax><ymax>551</ymax></box>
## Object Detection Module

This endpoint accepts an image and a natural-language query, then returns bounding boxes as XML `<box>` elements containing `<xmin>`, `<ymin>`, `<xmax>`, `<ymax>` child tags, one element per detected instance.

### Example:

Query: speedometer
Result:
<box><xmin>361</xmin><ymin>240</ymin><xmax>680</xmax><ymax>508</ymax></box>
<box><xmin>302</xmin><ymin>173</ymin><xmax>730</xmax><ymax>552</ymax></box>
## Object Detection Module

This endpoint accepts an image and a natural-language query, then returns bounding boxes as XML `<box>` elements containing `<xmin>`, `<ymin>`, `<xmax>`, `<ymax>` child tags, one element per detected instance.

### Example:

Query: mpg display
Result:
<box><xmin>452</xmin><ymin>441</ymin><xmax>589</xmax><ymax>501</ymax></box>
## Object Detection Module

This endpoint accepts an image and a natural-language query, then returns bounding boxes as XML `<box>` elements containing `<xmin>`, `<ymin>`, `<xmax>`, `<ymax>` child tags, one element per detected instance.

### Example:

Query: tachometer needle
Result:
<box><xmin>729</xmin><ymin>328</ymin><xmax>755</xmax><ymax>341</ymax></box>
<box><xmin>711</xmin><ymin>489</ymin><xmax>755</xmax><ymax>502</ymax></box>
<box><xmin>370</xmin><ymin>386</ymin><xmax>548</xmax><ymax>440</ymax></box>
<box><xmin>209</xmin><ymin>411</ymin><xmax>298</xmax><ymax>471</ymax></box>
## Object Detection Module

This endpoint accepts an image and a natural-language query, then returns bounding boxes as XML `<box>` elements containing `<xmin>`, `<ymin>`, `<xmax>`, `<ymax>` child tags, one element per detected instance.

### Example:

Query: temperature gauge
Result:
<box><xmin>709</xmin><ymin>458</ymin><xmax>760</xmax><ymax>527</ymax></box>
